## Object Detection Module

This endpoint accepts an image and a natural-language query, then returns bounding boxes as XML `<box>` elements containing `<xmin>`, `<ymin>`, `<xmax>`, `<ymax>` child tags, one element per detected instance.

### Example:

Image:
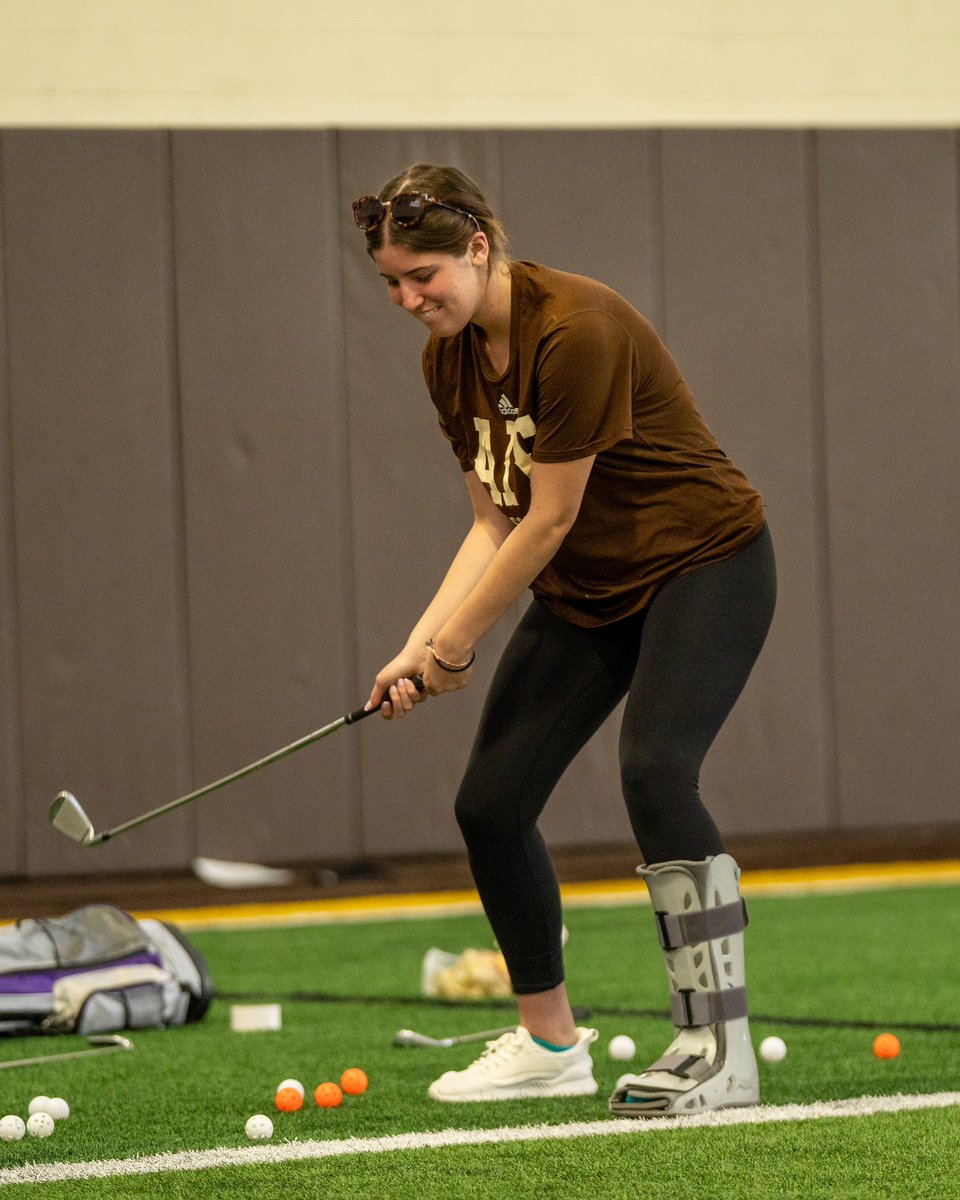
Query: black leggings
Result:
<box><xmin>454</xmin><ymin>524</ymin><xmax>777</xmax><ymax>994</ymax></box>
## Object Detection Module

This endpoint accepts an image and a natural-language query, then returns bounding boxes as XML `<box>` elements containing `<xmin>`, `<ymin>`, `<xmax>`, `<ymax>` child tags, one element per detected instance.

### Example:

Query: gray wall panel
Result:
<box><xmin>500</xmin><ymin>130</ymin><xmax>664</xmax><ymax>322</ymax></box>
<box><xmin>499</xmin><ymin>130</ymin><xmax>663</xmax><ymax>849</ymax></box>
<box><xmin>659</xmin><ymin>130</ymin><xmax>834</xmax><ymax>836</ymax></box>
<box><xmin>816</xmin><ymin>130</ymin><xmax>960</xmax><ymax>828</ymax></box>
<box><xmin>170</xmin><ymin>131</ymin><xmax>360</xmax><ymax>863</ymax></box>
<box><xmin>1</xmin><ymin>127</ymin><xmax>957</xmax><ymax>881</ymax></box>
<box><xmin>338</xmin><ymin>131</ymin><xmax>507</xmax><ymax>857</ymax></box>
<box><xmin>2</xmin><ymin>131</ymin><xmax>191</xmax><ymax>873</ymax></box>
<box><xmin>0</xmin><ymin>155</ymin><xmax>23</xmax><ymax>876</ymax></box>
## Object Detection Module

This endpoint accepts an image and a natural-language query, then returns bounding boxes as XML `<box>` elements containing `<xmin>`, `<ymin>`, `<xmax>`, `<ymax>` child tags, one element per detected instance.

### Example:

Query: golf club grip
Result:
<box><xmin>345</xmin><ymin>673</ymin><xmax>425</xmax><ymax>724</ymax></box>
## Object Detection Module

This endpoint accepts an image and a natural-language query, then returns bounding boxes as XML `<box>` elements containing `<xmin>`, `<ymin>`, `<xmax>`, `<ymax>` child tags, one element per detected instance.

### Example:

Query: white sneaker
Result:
<box><xmin>427</xmin><ymin>1026</ymin><xmax>599</xmax><ymax>1102</ymax></box>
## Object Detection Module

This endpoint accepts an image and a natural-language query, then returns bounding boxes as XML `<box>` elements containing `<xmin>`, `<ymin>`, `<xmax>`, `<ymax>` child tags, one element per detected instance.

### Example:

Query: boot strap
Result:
<box><xmin>671</xmin><ymin>985</ymin><xmax>748</xmax><ymax>1027</ymax></box>
<box><xmin>644</xmin><ymin>1051</ymin><xmax>716</xmax><ymax>1082</ymax></box>
<box><xmin>654</xmin><ymin>898</ymin><xmax>748</xmax><ymax>951</ymax></box>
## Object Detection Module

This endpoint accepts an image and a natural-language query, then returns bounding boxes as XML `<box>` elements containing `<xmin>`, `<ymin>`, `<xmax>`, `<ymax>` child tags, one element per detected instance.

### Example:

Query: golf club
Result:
<box><xmin>392</xmin><ymin>1025</ymin><xmax>516</xmax><ymax>1048</ymax></box>
<box><xmin>0</xmin><ymin>1033</ymin><xmax>133</xmax><ymax>1071</ymax></box>
<box><xmin>49</xmin><ymin>677</ymin><xmax>424</xmax><ymax>847</ymax></box>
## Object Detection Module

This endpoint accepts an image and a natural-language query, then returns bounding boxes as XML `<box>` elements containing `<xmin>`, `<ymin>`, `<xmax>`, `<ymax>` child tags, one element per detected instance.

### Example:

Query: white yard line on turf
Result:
<box><xmin>2</xmin><ymin>1091</ymin><xmax>958</xmax><ymax>1186</ymax></box>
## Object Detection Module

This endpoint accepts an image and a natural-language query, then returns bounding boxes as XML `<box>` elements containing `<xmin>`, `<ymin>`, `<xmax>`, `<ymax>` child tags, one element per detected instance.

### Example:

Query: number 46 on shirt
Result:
<box><xmin>472</xmin><ymin>416</ymin><xmax>536</xmax><ymax>507</ymax></box>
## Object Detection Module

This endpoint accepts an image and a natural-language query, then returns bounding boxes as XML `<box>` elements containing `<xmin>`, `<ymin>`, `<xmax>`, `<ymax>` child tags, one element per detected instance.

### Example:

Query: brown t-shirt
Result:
<box><xmin>422</xmin><ymin>261</ymin><xmax>765</xmax><ymax>626</ymax></box>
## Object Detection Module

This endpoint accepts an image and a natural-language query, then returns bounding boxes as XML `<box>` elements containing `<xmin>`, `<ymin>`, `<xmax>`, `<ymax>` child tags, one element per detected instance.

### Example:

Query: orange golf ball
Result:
<box><xmin>873</xmin><ymin>1033</ymin><xmax>901</xmax><ymax>1059</ymax></box>
<box><xmin>275</xmin><ymin>1086</ymin><xmax>303</xmax><ymax>1112</ymax></box>
<box><xmin>314</xmin><ymin>1082</ymin><xmax>343</xmax><ymax>1108</ymax></box>
<box><xmin>340</xmin><ymin>1067</ymin><xmax>368</xmax><ymax>1096</ymax></box>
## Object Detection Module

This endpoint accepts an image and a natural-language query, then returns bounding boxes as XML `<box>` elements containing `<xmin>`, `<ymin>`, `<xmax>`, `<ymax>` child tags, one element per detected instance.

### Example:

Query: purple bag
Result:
<box><xmin>0</xmin><ymin>904</ymin><xmax>212</xmax><ymax>1035</ymax></box>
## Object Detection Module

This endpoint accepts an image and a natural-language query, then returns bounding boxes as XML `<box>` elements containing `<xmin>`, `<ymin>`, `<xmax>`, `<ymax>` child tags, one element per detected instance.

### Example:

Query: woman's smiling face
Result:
<box><xmin>372</xmin><ymin>234</ymin><xmax>491</xmax><ymax>337</ymax></box>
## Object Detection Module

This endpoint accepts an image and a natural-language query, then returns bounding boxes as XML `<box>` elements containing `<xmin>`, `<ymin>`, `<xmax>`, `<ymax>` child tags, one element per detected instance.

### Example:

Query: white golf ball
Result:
<box><xmin>27</xmin><ymin>1096</ymin><xmax>51</xmax><ymax>1116</ymax></box>
<box><xmin>0</xmin><ymin>1115</ymin><xmax>26</xmax><ymax>1141</ymax></box>
<box><xmin>41</xmin><ymin>1097</ymin><xmax>70</xmax><ymax>1121</ymax></box>
<box><xmin>608</xmin><ymin>1034</ymin><xmax>637</xmax><ymax>1062</ymax></box>
<box><xmin>276</xmin><ymin>1078</ymin><xmax>305</xmax><ymax>1098</ymax></box>
<box><xmin>760</xmin><ymin>1035</ymin><xmax>788</xmax><ymax>1063</ymax></box>
<box><xmin>244</xmin><ymin>1113</ymin><xmax>274</xmax><ymax>1140</ymax></box>
<box><xmin>26</xmin><ymin>1112</ymin><xmax>55</xmax><ymax>1138</ymax></box>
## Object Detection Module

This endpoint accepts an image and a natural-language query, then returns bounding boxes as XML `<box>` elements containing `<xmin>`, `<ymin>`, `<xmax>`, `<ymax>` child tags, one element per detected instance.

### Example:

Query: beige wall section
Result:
<box><xmin>1</xmin><ymin>1</ymin><xmax>960</xmax><ymax>128</ymax></box>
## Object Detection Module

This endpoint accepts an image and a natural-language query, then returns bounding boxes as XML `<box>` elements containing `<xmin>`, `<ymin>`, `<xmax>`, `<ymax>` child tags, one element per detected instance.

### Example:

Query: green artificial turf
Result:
<box><xmin>0</xmin><ymin>884</ymin><xmax>958</xmax><ymax>1197</ymax></box>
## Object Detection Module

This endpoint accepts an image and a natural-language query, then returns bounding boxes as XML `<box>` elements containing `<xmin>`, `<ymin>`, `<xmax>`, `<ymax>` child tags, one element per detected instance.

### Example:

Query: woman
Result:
<box><xmin>354</xmin><ymin>164</ymin><xmax>776</xmax><ymax>1115</ymax></box>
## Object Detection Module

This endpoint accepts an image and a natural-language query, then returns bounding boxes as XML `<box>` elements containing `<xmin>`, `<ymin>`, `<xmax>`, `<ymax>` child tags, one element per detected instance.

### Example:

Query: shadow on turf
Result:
<box><xmin>217</xmin><ymin>990</ymin><xmax>960</xmax><ymax>1034</ymax></box>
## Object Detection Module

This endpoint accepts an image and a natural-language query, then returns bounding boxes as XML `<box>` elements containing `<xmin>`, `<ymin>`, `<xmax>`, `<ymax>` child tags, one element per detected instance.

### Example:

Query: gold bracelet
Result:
<box><xmin>425</xmin><ymin>638</ymin><xmax>476</xmax><ymax>673</ymax></box>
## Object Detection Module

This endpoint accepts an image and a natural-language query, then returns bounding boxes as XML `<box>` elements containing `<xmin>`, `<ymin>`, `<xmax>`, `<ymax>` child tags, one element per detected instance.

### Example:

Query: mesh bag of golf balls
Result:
<box><xmin>420</xmin><ymin>946</ymin><xmax>512</xmax><ymax>1000</ymax></box>
<box><xmin>0</xmin><ymin>904</ymin><xmax>212</xmax><ymax>1036</ymax></box>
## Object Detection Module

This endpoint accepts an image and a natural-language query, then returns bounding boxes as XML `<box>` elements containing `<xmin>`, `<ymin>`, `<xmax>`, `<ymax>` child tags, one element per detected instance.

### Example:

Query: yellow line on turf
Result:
<box><xmin>126</xmin><ymin>858</ymin><xmax>960</xmax><ymax>931</ymax></box>
<box><xmin>144</xmin><ymin>888</ymin><xmax>488</xmax><ymax>930</ymax></box>
<box><xmin>743</xmin><ymin>859</ymin><xmax>960</xmax><ymax>895</ymax></box>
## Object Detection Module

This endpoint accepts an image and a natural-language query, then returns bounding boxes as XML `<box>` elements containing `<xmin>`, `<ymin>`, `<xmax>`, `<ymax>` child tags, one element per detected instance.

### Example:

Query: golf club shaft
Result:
<box><xmin>0</xmin><ymin>1036</ymin><xmax>131</xmax><ymax>1070</ymax></box>
<box><xmin>394</xmin><ymin>1024</ymin><xmax>514</xmax><ymax>1048</ymax></box>
<box><xmin>92</xmin><ymin>677</ymin><xmax>423</xmax><ymax>844</ymax></box>
<box><xmin>94</xmin><ymin>714</ymin><xmax>350</xmax><ymax>844</ymax></box>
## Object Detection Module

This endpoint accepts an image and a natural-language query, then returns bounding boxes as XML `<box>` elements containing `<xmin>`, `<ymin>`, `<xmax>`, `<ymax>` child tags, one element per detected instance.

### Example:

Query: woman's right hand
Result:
<box><xmin>367</xmin><ymin>650</ymin><xmax>428</xmax><ymax>720</ymax></box>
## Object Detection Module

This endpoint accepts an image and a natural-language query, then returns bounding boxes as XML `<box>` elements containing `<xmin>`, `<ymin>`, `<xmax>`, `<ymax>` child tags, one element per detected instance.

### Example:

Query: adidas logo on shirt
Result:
<box><xmin>498</xmin><ymin>393</ymin><xmax>519</xmax><ymax>417</ymax></box>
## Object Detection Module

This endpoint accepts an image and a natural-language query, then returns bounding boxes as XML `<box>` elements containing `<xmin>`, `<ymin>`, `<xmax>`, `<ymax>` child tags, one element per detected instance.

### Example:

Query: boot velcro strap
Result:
<box><xmin>671</xmin><ymin>985</ymin><xmax>748</xmax><ymax>1027</ymax></box>
<box><xmin>654</xmin><ymin>899</ymin><xmax>748</xmax><ymax>950</ymax></box>
<box><xmin>645</xmin><ymin>1051</ymin><xmax>716</xmax><ymax>1082</ymax></box>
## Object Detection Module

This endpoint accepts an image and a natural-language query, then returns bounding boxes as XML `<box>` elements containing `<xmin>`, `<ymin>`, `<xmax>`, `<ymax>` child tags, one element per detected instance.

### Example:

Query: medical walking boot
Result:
<box><xmin>608</xmin><ymin>853</ymin><xmax>759</xmax><ymax>1116</ymax></box>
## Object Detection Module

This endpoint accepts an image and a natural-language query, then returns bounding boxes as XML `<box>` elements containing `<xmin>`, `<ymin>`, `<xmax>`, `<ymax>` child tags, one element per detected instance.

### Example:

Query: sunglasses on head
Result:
<box><xmin>352</xmin><ymin>192</ymin><xmax>481</xmax><ymax>233</ymax></box>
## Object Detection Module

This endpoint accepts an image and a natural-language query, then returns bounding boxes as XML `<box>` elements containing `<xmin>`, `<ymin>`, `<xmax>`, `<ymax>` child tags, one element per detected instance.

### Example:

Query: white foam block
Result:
<box><xmin>193</xmin><ymin>857</ymin><xmax>295</xmax><ymax>888</ymax></box>
<box><xmin>230</xmin><ymin>1004</ymin><xmax>282</xmax><ymax>1032</ymax></box>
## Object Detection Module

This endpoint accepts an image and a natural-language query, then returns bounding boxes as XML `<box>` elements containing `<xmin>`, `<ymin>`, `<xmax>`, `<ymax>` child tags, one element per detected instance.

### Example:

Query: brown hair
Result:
<box><xmin>361</xmin><ymin>163</ymin><xmax>509</xmax><ymax>262</ymax></box>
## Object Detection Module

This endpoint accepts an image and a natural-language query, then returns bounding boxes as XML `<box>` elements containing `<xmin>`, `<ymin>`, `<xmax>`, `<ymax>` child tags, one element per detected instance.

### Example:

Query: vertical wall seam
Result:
<box><xmin>652</xmin><ymin>129</ymin><xmax>667</xmax><ymax>339</ymax></box>
<box><xmin>803</xmin><ymin>129</ymin><xmax>842</xmax><ymax>831</ymax></box>
<box><xmin>492</xmin><ymin>129</ymin><xmax>525</xmax><ymax>634</ymax></box>
<box><xmin>163</xmin><ymin>130</ymin><xmax>198</xmax><ymax>854</ymax></box>
<box><xmin>955</xmin><ymin>130</ymin><xmax>960</xmax><ymax>387</ymax></box>
<box><xmin>0</xmin><ymin>134</ymin><xmax>27</xmax><ymax>873</ymax></box>
<box><xmin>332</xmin><ymin>130</ymin><xmax>367</xmax><ymax>860</ymax></box>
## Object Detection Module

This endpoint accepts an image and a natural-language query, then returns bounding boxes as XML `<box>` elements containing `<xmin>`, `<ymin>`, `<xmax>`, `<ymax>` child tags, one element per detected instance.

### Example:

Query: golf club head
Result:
<box><xmin>48</xmin><ymin>791</ymin><xmax>97</xmax><ymax>845</ymax></box>
<box><xmin>392</xmin><ymin>1029</ymin><xmax>453</xmax><ymax>1048</ymax></box>
<box><xmin>88</xmin><ymin>1034</ymin><xmax>133</xmax><ymax>1050</ymax></box>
